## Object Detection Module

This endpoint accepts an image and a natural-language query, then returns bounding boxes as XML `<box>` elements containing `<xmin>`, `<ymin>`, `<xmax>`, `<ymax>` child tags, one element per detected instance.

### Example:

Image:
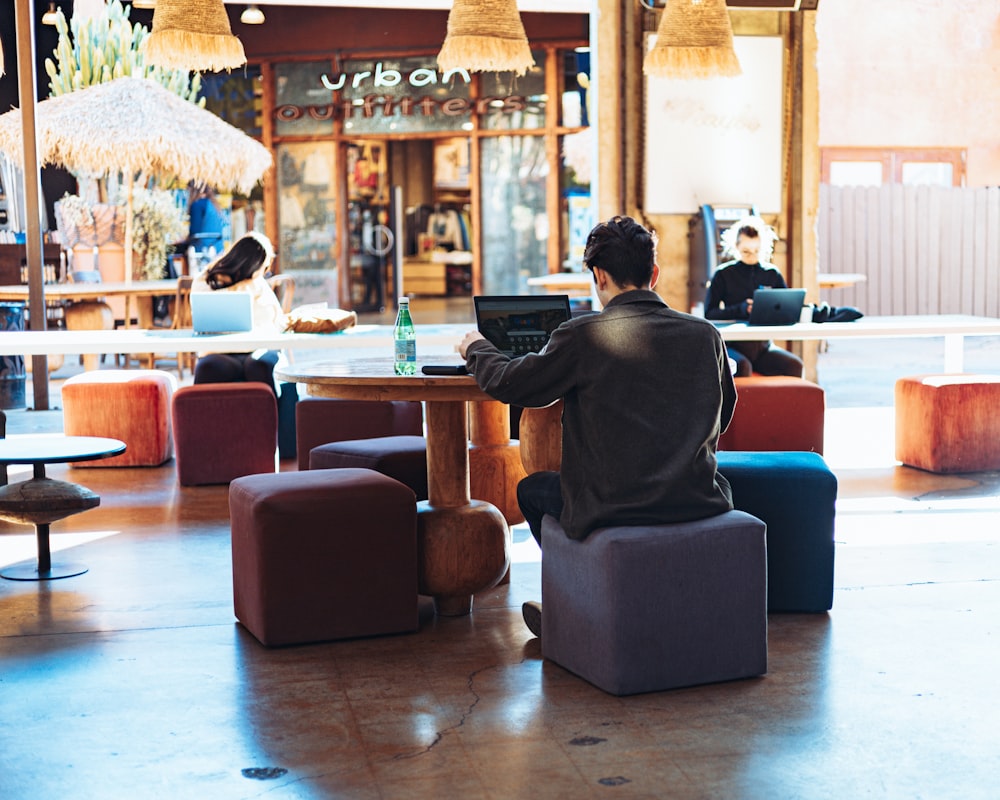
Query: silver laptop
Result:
<box><xmin>748</xmin><ymin>288</ymin><xmax>807</xmax><ymax>326</ymax></box>
<box><xmin>189</xmin><ymin>291</ymin><xmax>254</xmax><ymax>334</ymax></box>
<box><xmin>474</xmin><ymin>295</ymin><xmax>572</xmax><ymax>356</ymax></box>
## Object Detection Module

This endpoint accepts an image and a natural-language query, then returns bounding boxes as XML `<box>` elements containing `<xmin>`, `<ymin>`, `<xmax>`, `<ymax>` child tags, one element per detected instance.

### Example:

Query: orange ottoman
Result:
<box><xmin>719</xmin><ymin>376</ymin><xmax>825</xmax><ymax>454</ymax></box>
<box><xmin>895</xmin><ymin>374</ymin><xmax>1000</xmax><ymax>473</ymax></box>
<box><xmin>61</xmin><ymin>369</ymin><xmax>176</xmax><ymax>467</ymax></box>
<box><xmin>172</xmin><ymin>383</ymin><xmax>278</xmax><ymax>486</ymax></box>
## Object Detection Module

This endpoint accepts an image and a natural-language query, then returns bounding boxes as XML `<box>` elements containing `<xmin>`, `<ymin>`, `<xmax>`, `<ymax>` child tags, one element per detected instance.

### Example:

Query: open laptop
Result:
<box><xmin>474</xmin><ymin>294</ymin><xmax>572</xmax><ymax>356</ymax></box>
<box><xmin>748</xmin><ymin>288</ymin><xmax>807</xmax><ymax>326</ymax></box>
<box><xmin>189</xmin><ymin>291</ymin><xmax>254</xmax><ymax>334</ymax></box>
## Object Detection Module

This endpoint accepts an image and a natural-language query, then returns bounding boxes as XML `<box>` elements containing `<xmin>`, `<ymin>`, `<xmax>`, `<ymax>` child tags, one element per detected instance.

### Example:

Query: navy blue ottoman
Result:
<box><xmin>716</xmin><ymin>451</ymin><xmax>837</xmax><ymax>613</ymax></box>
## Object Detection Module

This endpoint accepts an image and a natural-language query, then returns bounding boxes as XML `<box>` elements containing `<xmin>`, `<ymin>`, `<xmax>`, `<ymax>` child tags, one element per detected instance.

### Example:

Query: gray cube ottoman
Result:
<box><xmin>541</xmin><ymin>509</ymin><xmax>768</xmax><ymax>696</ymax></box>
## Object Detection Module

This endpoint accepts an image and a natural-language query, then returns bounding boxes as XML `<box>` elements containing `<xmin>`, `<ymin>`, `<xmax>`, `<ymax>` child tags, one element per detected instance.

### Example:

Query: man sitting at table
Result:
<box><xmin>458</xmin><ymin>215</ymin><xmax>736</xmax><ymax>639</ymax></box>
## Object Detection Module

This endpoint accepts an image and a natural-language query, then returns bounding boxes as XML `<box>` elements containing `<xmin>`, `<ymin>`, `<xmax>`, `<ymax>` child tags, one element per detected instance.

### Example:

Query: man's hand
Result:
<box><xmin>458</xmin><ymin>331</ymin><xmax>485</xmax><ymax>358</ymax></box>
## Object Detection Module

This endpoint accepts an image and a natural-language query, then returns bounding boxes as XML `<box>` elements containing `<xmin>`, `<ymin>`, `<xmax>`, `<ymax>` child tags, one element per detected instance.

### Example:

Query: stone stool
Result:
<box><xmin>62</xmin><ymin>369</ymin><xmax>176</xmax><ymax>467</ymax></box>
<box><xmin>295</xmin><ymin>397</ymin><xmax>423</xmax><ymax>471</ymax></box>
<box><xmin>541</xmin><ymin>510</ymin><xmax>767</xmax><ymax>696</ymax></box>
<box><xmin>310</xmin><ymin>435</ymin><xmax>428</xmax><ymax>500</ymax></box>
<box><xmin>229</xmin><ymin>468</ymin><xmax>418</xmax><ymax>646</ymax></box>
<box><xmin>895</xmin><ymin>374</ymin><xmax>1000</xmax><ymax>473</ymax></box>
<box><xmin>719</xmin><ymin>376</ymin><xmax>825</xmax><ymax>454</ymax></box>
<box><xmin>717</xmin><ymin>451</ymin><xmax>838</xmax><ymax>613</ymax></box>
<box><xmin>172</xmin><ymin>383</ymin><xmax>277</xmax><ymax>486</ymax></box>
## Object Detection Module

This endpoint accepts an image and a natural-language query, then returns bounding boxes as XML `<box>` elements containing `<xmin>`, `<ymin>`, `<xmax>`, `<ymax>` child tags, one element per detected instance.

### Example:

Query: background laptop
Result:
<box><xmin>748</xmin><ymin>288</ymin><xmax>807</xmax><ymax>326</ymax></box>
<box><xmin>189</xmin><ymin>291</ymin><xmax>254</xmax><ymax>334</ymax></box>
<box><xmin>474</xmin><ymin>294</ymin><xmax>572</xmax><ymax>356</ymax></box>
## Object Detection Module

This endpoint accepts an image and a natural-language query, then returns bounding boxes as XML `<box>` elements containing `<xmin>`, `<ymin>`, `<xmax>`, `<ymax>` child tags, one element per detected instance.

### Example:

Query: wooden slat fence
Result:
<box><xmin>819</xmin><ymin>185</ymin><xmax>1000</xmax><ymax>316</ymax></box>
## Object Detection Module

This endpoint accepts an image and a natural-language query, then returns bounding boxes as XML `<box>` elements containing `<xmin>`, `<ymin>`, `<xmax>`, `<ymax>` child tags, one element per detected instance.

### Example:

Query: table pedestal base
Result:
<box><xmin>1</xmin><ymin>553</ymin><xmax>89</xmax><ymax>581</ymax></box>
<box><xmin>0</xmin><ymin>477</ymin><xmax>100</xmax><ymax>582</ymax></box>
<box><xmin>417</xmin><ymin>499</ymin><xmax>509</xmax><ymax>617</ymax></box>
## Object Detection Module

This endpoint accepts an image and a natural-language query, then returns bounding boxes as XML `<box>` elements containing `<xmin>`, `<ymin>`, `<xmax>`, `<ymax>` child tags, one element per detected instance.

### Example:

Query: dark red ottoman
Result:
<box><xmin>230</xmin><ymin>468</ymin><xmax>418</xmax><ymax>646</ymax></box>
<box><xmin>309</xmin><ymin>435</ymin><xmax>428</xmax><ymax>501</ymax></box>
<box><xmin>171</xmin><ymin>383</ymin><xmax>277</xmax><ymax>486</ymax></box>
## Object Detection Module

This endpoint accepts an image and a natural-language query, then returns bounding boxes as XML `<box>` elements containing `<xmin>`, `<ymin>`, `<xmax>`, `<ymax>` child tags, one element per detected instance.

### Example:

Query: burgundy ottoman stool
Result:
<box><xmin>295</xmin><ymin>397</ymin><xmax>423</xmax><ymax>471</ymax></box>
<box><xmin>172</xmin><ymin>383</ymin><xmax>277</xmax><ymax>486</ymax></box>
<box><xmin>895</xmin><ymin>374</ymin><xmax>1000</xmax><ymax>473</ymax></box>
<box><xmin>719</xmin><ymin>375</ymin><xmax>825</xmax><ymax>454</ymax></box>
<box><xmin>310</xmin><ymin>435</ymin><xmax>428</xmax><ymax>501</ymax></box>
<box><xmin>62</xmin><ymin>369</ymin><xmax>176</xmax><ymax>467</ymax></box>
<box><xmin>229</xmin><ymin>468</ymin><xmax>418</xmax><ymax>646</ymax></box>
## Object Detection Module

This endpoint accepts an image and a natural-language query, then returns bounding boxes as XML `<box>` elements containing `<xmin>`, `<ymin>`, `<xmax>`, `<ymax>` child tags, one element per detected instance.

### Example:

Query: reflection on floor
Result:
<box><xmin>2</xmin><ymin>326</ymin><xmax>1000</xmax><ymax>798</ymax></box>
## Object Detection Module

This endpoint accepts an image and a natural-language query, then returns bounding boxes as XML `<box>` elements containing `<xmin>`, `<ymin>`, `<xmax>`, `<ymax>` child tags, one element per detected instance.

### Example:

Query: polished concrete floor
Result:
<box><xmin>1</xmin><ymin>306</ymin><xmax>999</xmax><ymax>798</ymax></box>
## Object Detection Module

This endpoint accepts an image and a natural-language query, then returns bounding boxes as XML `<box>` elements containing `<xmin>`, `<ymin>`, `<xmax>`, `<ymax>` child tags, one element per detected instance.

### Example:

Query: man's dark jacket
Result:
<box><xmin>465</xmin><ymin>290</ymin><xmax>736</xmax><ymax>540</ymax></box>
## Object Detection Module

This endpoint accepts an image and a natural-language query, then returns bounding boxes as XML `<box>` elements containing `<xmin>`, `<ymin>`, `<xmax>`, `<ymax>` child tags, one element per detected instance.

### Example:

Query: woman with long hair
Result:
<box><xmin>191</xmin><ymin>231</ymin><xmax>286</xmax><ymax>392</ymax></box>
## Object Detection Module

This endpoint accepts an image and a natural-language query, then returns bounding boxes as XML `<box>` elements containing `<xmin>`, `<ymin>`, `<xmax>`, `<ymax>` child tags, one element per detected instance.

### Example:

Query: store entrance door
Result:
<box><xmin>346</xmin><ymin>141</ymin><xmax>395</xmax><ymax>313</ymax></box>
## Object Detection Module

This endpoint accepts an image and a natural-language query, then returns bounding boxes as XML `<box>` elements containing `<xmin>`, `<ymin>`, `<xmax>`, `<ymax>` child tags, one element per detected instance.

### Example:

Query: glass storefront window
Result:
<box><xmin>561</xmin><ymin>129</ymin><xmax>593</xmax><ymax>270</ymax></box>
<box><xmin>275</xmin><ymin>61</ymin><xmax>335</xmax><ymax>137</ymax></box>
<box><xmin>561</xmin><ymin>49</ymin><xmax>590</xmax><ymax>128</ymax></box>
<box><xmin>200</xmin><ymin>66</ymin><xmax>263</xmax><ymax>138</ymax></box>
<box><xmin>276</xmin><ymin>142</ymin><xmax>339</xmax><ymax>305</ymax></box>
<box><xmin>481</xmin><ymin>53</ymin><xmax>547</xmax><ymax>131</ymax></box>
<box><xmin>480</xmin><ymin>136</ymin><xmax>549</xmax><ymax>294</ymax></box>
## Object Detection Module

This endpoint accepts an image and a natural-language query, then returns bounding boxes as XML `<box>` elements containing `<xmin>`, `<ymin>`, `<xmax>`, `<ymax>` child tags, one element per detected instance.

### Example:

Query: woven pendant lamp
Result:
<box><xmin>644</xmin><ymin>0</ymin><xmax>742</xmax><ymax>80</ymax></box>
<box><xmin>438</xmin><ymin>0</ymin><xmax>535</xmax><ymax>77</ymax></box>
<box><xmin>145</xmin><ymin>0</ymin><xmax>246</xmax><ymax>72</ymax></box>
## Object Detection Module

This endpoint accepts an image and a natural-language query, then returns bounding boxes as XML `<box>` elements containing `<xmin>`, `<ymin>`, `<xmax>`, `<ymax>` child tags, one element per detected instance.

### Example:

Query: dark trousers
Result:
<box><xmin>517</xmin><ymin>471</ymin><xmax>563</xmax><ymax>547</ymax></box>
<box><xmin>193</xmin><ymin>350</ymin><xmax>280</xmax><ymax>395</ymax></box>
<box><xmin>727</xmin><ymin>342</ymin><xmax>804</xmax><ymax>378</ymax></box>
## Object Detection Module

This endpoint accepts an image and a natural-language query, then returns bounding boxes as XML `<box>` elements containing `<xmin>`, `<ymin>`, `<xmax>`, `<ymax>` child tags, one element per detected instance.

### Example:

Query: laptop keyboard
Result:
<box><xmin>509</xmin><ymin>332</ymin><xmax>549</xmax><ymax>355</ymax></box>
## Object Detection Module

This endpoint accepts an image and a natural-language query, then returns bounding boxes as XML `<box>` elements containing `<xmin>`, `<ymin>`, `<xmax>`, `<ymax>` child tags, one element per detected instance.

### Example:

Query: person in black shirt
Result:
<box><xmin>704</xmin><ymin>216</ymin><xmax>804</xmax><ymax>377</ymax></box>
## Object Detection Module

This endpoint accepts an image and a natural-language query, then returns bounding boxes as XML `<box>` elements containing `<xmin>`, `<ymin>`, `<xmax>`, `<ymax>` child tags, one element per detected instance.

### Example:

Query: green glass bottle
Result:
<box><xmin>393</xmin><ymin>297</ymin><xmax>416</xmax><ymax>375</ymax></box>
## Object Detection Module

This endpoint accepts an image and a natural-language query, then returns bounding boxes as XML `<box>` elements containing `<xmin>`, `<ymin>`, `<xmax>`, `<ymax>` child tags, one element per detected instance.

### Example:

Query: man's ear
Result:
<box><xmin>592</xmin><ymin>266</ymin><xmax>609</xmax><ymax>291</ymax></box>
<box><xmin>650</xmin><ymin>263</ymin><xmax>660</xmax><ymax>290</ymax></box>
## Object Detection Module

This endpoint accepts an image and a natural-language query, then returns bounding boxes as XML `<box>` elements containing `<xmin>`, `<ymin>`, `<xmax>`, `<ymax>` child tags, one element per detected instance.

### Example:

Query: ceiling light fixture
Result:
<box><xmin>437</xmin><ymin>0</ymin><xmax>535</xmax><ymax>77</ymax></box>
<box><xmin>133</xmin><ymin>0</ymin><xmax>157</xmax><ymax>9</ymax></box>
<box><xmin>41</xmin><ymin>2</ymin><xmax>60</xmax><ymax>25</ymax></box>
<box><xmin>240</xmin><ymin>5</ymin><xmax>265</xmax><ymax>25</ymax></box>
<box><xmin>643</xmin><ymin>0</ymin><xmax>742</xmax><ymax>80</ymax></box>
<box><xmin>145</xmin><ymin>0</ymin><xmax>246</xmax><ymax>72</ymax></box>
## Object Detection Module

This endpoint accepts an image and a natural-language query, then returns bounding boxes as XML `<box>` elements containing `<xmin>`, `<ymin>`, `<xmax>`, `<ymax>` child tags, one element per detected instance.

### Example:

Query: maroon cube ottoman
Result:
<box><xmin>171</xmin><ymin>383</ymin><xmax>277</xmax><ymax>486</ymax></box>
<box><xmin>229</xmin><ymin>468</ymin><xmax>418</xmax><ymax>646</ymax></box>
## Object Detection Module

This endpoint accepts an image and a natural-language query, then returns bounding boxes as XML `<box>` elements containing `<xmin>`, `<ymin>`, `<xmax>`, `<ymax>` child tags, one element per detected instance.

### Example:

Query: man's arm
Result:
<box><xmin>462</xmin><ymin>325</ymin><xmax>578</xmax><ymax>409</ymax></box>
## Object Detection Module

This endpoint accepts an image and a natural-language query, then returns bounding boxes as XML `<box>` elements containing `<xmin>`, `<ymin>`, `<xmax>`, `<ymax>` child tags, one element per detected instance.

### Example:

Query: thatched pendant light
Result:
<box><xmin>644</xmin><ymin>0</ymin><xmax>742</xmax><ymax>80</ymax></box>
<box><xmin>144</xmin><ymin>0</ymin><xmax>246</xmax><ymax>72</ymax></box>
<box><xmin>438</xmin><ymin>0</ymin><xmax>535</xmax><ymax>77</ymax></box>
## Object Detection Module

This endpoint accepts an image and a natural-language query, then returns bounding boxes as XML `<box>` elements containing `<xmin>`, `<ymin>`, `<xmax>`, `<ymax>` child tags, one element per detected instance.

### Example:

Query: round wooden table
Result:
<box><xmin>0</xmin><ymin>435</ymin><xmax>126</xmax><ymax>581</ymax></box>
<box><xmin>276</xmin><ymin>358</ymin><xmax>511</xmax><ymax>616</ymax></box>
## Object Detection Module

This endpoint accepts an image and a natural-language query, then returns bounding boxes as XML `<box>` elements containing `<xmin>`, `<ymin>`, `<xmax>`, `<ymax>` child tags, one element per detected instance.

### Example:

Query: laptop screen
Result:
<box><xmin>474</xmin><ymin>295</ymin><xmax>572</xmax><ymax>356</ymax></box>
<box><xmin>748</xmin><ymin>288</ymin><xmax>806</xmax><ymax>326</ymax></box>
<box><xmin>189</xmin><ymin>291</ymin><xmax>254</xmax><ymax>334</ymax></box>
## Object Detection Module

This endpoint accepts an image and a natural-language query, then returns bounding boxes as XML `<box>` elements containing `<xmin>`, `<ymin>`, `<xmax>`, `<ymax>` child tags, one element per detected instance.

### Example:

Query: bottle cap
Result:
<box><xmin>398</xmin><ymin>296</ymin><xmax>409</xmax><ymax>304</ymax></box>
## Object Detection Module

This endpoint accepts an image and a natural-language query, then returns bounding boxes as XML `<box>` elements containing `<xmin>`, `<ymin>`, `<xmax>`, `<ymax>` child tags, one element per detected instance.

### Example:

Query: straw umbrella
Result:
<box><xmin>0</xmin><ymin>75</ymin><xmax>272</xmax><ymax>283</ymax></box>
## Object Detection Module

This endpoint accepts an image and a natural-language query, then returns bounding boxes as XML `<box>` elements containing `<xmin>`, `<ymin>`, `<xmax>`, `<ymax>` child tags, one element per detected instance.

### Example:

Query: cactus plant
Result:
<box><xmin>44</xmin><ymin>0</ymin><xmax>203</xmax><ymax>105</ymax></box>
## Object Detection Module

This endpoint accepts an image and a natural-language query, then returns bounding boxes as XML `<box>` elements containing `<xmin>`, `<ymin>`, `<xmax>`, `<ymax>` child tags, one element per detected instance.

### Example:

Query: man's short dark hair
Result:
<box><xmin>582</xmin><ymin>215</ymin><xmax>657</xmax><ymax>288</ymax></box>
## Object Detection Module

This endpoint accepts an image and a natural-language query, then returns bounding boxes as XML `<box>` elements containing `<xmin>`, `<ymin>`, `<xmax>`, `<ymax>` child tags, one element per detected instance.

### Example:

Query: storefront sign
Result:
<box><xmin>275</xmin><ymin>94</ymin><xmax>527</xmax><ymax>122</ymax></box>
<box><xmin>275</xmin><ymin>62</ymin><xmax>531</xmax><ymax>123</ymax></box>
